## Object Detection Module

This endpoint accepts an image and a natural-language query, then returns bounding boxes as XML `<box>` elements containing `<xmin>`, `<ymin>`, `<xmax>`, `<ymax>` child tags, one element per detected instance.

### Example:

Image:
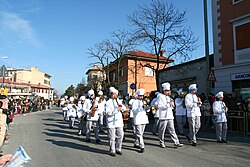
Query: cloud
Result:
<box><xmin>0</xmin><ymin>12</ymin><xmax>41</xmax><ymax>47</ymax></box>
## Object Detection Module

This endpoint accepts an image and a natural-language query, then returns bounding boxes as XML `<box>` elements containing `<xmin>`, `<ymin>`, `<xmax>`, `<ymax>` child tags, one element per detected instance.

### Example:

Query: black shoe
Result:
<box><xmin>192</xmin><ymin>143</ymin><xmax>197</xmax><ymax>147</ymax></box>
<box><xmin>217</xmin><ymin>140</ymin><xmax>223</xmax><ymax>143</ymax></box>
<box><xmin>186</xmin><ymin>136</ymin><xmax>191</xmax><ymax>143</ymax></box>
<box><xmin>139</xmin><ymin>148</ymin><xmax>145</xmax><ymax>153</ymax></box>
<box><xmin>116</xmin><ymin>151</ymin><xmax>122</xmax><ymax>155</ymax></box>
<box><xmin>222</xmin><ymin>139</ymin><xmax>228</xmax><ymax>143</ymax></box>
<box><xmin>133</xmin><ymin>144</ymin><xmax>140</xmax><ymax>149</ymax></box>
<box><xmin>109</xmin><ymin>152</ymin><xmax>116</xmax><ymax>157</ymax></box>
<box><xmin>86</xmin><ymin>139</ymin><xmax>91</xmax><ymax>143</ymax></box>
<box><xmin>96</xmin><ymin>139</ymin><xmax>101</xmax><ymax>144</ymax></box>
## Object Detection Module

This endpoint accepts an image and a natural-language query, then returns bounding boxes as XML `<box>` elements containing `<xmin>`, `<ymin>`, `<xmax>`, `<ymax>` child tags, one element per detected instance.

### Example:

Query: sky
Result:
<box><xmin>0</xmin><ymin>0</ymin><xmax>213</xmax><ymax>95</ymax></box>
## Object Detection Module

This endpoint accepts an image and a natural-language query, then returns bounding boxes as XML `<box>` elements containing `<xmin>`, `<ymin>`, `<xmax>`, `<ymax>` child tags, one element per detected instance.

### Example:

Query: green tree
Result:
<box><xmin>75</xmin><ymin>83</ymin><xmax>89</xmax><ymax>97</ymax></box>
<box><xmin>63</xmin><ymin>85</ymin><xmax>75</xmax><ymax>97</ymax></box>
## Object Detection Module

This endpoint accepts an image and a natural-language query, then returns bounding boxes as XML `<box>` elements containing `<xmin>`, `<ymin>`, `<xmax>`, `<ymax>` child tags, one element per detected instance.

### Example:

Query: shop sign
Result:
<box><xmin>231</xmin><ymin>73</ymin><xmax>250</xmax><ymax>80</ymax></box>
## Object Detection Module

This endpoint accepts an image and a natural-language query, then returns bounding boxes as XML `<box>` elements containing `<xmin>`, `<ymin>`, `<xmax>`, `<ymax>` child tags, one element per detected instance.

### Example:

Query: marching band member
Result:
<box><xmin>129</xmin><ymin>93</ymin><xmax>138</xmax><ymax>136</ymax></box>
<box><xmin>175</xmin><ymin>89</ymin><xmax>187</xmax><ymax>135</ymax></box>
<box><xmin>67</xmin><ymin>97</ymin><xmax>77</xmax><ymax>129</ymax></box>
<box><xmin>105</xmin><ymin>87</ymin><xmax>126</xmax><ymax>156</ymax></box>
<box><xmin>157</xmin><ymin>83</ymin><xmax>183</xmax><ymax>148</ymax></box>
<box><xmin>185</xmin><ymin>84</ymin><xmax>202</xmax><ymax>146</ymax></box>
<box><xmin>83</xmin><ymin>90</ymin><xmax>101</xmax><ymax>143</ymax></box>
<box><xmin>213</xmin><ymin>91</ymin><xmax>228</xmax><ymax>143</ymax></box>
<box><xmin>77</xmin><ymin>96</ymin><xmax>86</xmax><ymax>136</ymax></box>
<box><xmin>60</xmin><ymin>98</ymin><xmax>68</xmax><ymax>121</ymax></box>
<box><xmin>151</xmin><ymin>92</ymin><xmax>160</xmax><ymax>135</ymax></box>
<box><xmin>131</xmin><ymin>89</ymin><xmax>149</xmax><ymax>153</ymax></box>
<box><xmin>97</xmin><ymin>90</ymin><xmax>106</xmax><ymax>133</ymax></box>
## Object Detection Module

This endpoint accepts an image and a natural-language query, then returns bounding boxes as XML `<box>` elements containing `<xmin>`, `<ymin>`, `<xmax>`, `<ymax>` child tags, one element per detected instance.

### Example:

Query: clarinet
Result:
<box><xmin>115</xmin><ymin>98</ymin><xmax>122</xmax><ymax>112</ymax></box>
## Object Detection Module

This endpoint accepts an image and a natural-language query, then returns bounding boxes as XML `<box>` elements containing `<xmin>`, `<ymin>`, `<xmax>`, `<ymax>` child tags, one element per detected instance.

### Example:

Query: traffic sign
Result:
<box><xmin>130</xmin><ymin>83</ymin><xmax>136</xmax><ymax>90</ymax></box>
<box><xmin>207</xmin><ymin>69</ymin><xmax>216</xmax><ymax>82</ymax></box>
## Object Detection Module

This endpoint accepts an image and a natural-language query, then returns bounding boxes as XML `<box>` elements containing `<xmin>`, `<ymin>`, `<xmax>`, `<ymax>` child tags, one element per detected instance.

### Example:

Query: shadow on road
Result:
<box><xmin>46</xmin><ymin>139</ymin><xmax>109</xmax><ymax>155</ymax></box>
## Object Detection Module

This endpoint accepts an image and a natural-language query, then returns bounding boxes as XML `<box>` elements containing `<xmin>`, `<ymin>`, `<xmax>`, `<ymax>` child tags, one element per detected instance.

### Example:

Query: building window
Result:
<box><xmin>119</xmin><ymin>67</ymin><xmax>124</xmax><ymax>77</ymax></box>
<box><xmin>44</xmin><ymin>80</ymin><xmax>50</xmax><ymax>85</ymax></box>
<box><xmin>145</xmin><ymin>66</ymin><xmax>154</xmax><ymax>77</ymax></box>
<box><xmin>232</xmin><ymin>0</ymin><xmax>242</xmax><ymax>4</ymax></box>
<box><xmin>235</xmin><ymin>22</ymin><xmax>250</xmax><ymax>50</ymax></box>
<box><xmin>234</xmin><ymin>19</ymin><xmax>250</xmax><ymax>64</ymax></box>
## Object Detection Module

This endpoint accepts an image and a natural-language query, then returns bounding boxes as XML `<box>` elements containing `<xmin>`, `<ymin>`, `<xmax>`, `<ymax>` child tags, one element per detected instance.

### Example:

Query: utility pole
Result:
<box><xmin>204</xmin><ymin>0</ymin><xmax>210</xmax><ymax>93</ymax></box>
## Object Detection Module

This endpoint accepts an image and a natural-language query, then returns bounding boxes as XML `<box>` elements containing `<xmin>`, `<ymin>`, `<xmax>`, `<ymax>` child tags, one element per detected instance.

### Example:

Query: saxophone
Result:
<box><xmin>90</xmin><ymin>97</ymin><xmax>99</xmax><ymax>117</ymax></box>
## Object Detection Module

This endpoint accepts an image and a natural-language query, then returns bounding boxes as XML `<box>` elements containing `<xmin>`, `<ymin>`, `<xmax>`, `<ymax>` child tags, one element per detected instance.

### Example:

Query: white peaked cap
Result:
<box><xmin>162</xmin><ymin>82</ymin><xmax>171</xmax><ymax>91</ymax></box>
<box><xmin>177</xmin><ymin>88</ymin><xmax>183</xmax><ymax>95</ymax></box>
<box><xmin>137</xmin><ymin>89</ymin><xmax>145</xmax><ymax>96</ymax></box>
<box><xmin>64</xmin><ymin>95</ymin><xmax>68</xmax><ymax>99</ymax></box>
<box><xmin>109</xmin><ymin>87</ymin><xmax>118</xmax><ymax>94</ymax></box>
<box><xmin>215</xmin><ymin>91</ymin><xmax>224</xmax><ymax>98</ymax></box>
<box><xmin>80</xmin><ymin>96</ymin><xmax>85</xmax><ymax>101</ymax></box>
<box><xmin>189</xmin><ymin>84</ymin><xmax>197</xmax><ymax>91</ymax></box>
<box><xmin>87</xmin><ymin>89</ymin><xmax>95</xmax><ymax>97</ymax></box>
<box><xmin>69</xmin><ymin>97</ymin><xmax>74</xmax><ymax>102</ymax></box>
<box><xmin>61</xmin><ymin>98</ymin><xmax>65</xmax><ymax>101</ymax></box>
<box><xmin>98</xmin><ymin>90</ymin><xmax>103</xmax><ymax>96</ymax></box>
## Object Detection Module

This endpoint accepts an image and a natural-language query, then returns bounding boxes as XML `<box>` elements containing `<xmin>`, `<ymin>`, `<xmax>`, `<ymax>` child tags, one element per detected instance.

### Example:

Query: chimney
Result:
<box><xmin>160</xmin><ymin>50</ymin><xmax>166</xmax><ymax>57</ymax></box>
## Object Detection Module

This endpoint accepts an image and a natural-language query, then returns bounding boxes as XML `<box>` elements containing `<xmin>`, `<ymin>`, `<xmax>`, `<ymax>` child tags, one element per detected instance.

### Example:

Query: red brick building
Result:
<box><xmin>107</xmin><ymin>50</ymin><xmax>173</xmax><ymax>96</ymax></box>
<box><xmin>212</xmin><ymin>0</ymin><xmax>250</xmax><ymax>97</ymax></box>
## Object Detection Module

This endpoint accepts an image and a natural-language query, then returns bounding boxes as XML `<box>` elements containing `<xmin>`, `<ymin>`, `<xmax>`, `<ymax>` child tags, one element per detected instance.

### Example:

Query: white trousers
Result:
<box><xmin>107</xmin><ymin>127</ymin><xmax>124</xmax><ymax>153</ymax></box>
<box><xmin>187</xmin><ymin>116</ymin><xmax>201</xmax><ymax>143</ymax></box>
<box><xmin>135</xmin><ymin>124</ymin><xmax>146</xmax><ymax>148</ymax></box>
<box><xmin>86</xmin><ymin>120</ymin><xmax>99</xmax><ymax>140</ymax></box>
<box><xmin>158</xmin><ymin>119</ymin><xmax>180</xmax><ymax>145</ymax></box>
<box><xmin>215</xmin><ymin>122</ymin><xmax>227</xmax><ymax>141</ymax></box>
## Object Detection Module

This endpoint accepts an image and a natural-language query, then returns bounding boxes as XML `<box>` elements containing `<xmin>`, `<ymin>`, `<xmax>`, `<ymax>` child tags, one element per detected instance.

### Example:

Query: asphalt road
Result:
<box><xmin>2</xmin><ymin>109</ymin><xmax>250</xmax><ymax>167</ymax></box>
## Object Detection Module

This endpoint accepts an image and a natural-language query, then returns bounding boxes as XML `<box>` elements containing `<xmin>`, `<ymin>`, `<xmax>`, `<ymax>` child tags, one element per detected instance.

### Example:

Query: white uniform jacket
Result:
<box><xmin>67</xmin><ymin>103</ymin><xmax>77</xmax><ymax>118</ymax></box>
<box><xmin>185</xmin><ymin>93</ymin><xmax>201</xmax><ymax>117</ymax></box>
<box><xmin>105</xmin><ymin>98</ymin><xmax>125</xmax><ymax>128</ymax></box>
<box><xmin>132</xmin><ymin>99</ymin><xmax>149</xmax><ymax>125</ymax></box>
<box><xmin>97</xmin><ymin>99</ymin><xmax>106</xmax><ymax>115</ymax></box>
<box><xmin>150</xmin><ymin>97</ymin><xmax>159</xmax><ymax>118</ymax></box>
<box><xmin>83</xmin><ymin>99</ymin><xmax>99</xmax><ymax>121</ymax></box>
<box><xmin>128</xmin><ymin>99</ymin><xmax>135</xmax><ymax>118</ymax></box>
<box><xmin>213</xmin><ymin>101</ymin><xmax>227</xmax><ymax>123</ymax></box>
<box><xmin>156</xmin><ymin>94</ymin><xmax>174</xmax><ymax>120</ymax></box>
<box><xmin>61</xmin><ymin>101</ymin><xmax>68</xmax><ymax>111</ymax></box>
<box><xmin>76</xmin><ymin>104</ymin><xmax>83</xmax><ymax>118</ymax></box>
<box><xmin>175</xmin><ymin>98</ymin><xmax>186</xmax><ymax>116</ymax></box>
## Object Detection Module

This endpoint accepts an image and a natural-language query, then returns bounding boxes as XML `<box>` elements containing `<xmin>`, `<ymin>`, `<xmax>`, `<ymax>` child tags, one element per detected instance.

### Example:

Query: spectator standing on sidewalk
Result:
<box><xmin>0</xmin><ymin>101</ymin><xmax>7</xmax><ymax>147</ymax></box>
<box><xmin>213</xmin><ymin>91</ymin><xmax>228</xmax><ymax>143</ymax></box>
